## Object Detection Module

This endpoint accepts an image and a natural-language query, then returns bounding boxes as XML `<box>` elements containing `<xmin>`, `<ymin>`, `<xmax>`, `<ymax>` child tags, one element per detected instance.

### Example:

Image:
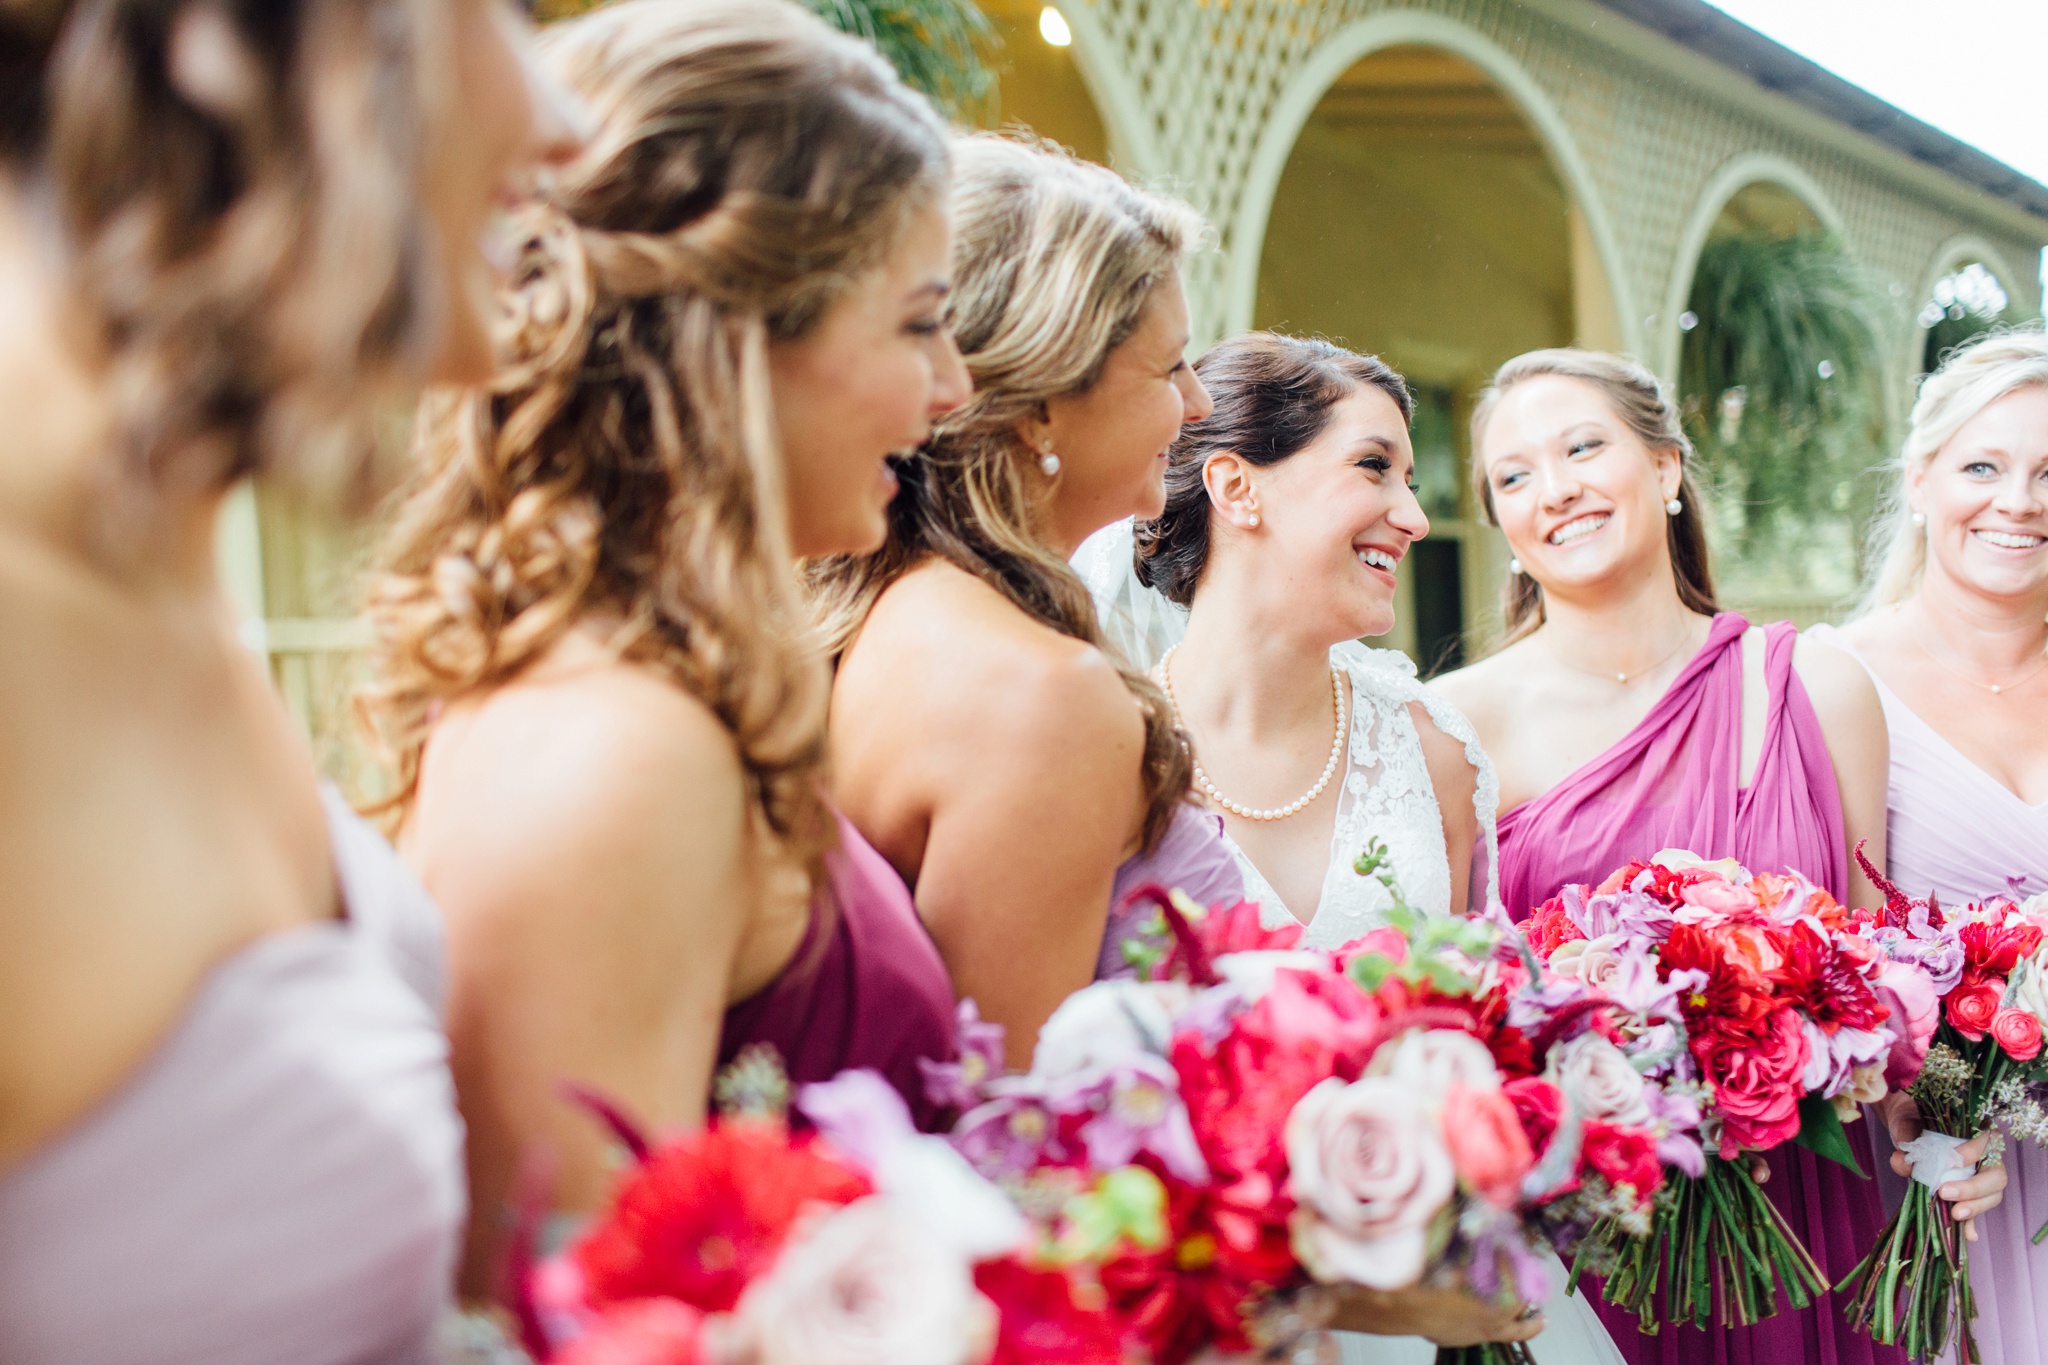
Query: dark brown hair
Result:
<box><xmin>1135</xmin><ymin>332</ymin><xmax>1412</xmax><ymax>607</ymax></box>
<box><xmin>357</xmin><ymin>0</ymin><xmax>948</xmax><ymax>869</ymax></box>
<box><xmin>803</xmin><ymin>135</ymin><xmax>1198</xmax><ymax>852</ymax></box>
<box><xmin>1469</xmin><ymin>348</ymin><xmax>1716</xmax><ymax>645</ymax></box>
<box><xmin>1</xmin><ymin>0</ymin><xmax>64</xmax><ymax>160</ymax></box>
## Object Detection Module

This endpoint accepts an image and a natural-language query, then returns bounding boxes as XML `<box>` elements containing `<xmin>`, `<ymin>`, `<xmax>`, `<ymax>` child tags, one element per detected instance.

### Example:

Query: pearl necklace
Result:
<box><xmin>1158</xmin><ymin>644</ymin><xmax>1348</xmax><ymax>821</ymax></box>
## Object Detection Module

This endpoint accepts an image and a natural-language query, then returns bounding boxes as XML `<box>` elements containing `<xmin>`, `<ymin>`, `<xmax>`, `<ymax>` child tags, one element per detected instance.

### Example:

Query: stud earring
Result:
<box><xmin>1665</xmin><ymin>497</ymin><xmax>1683</xmax><ymax>516</ymax></box>
<box><xmin>1039</xmin><ymin>441</ymin><xmax>1061</xmax><ymax>478</ymax></box>
<box><xmin>1247</xmin><ymin>505</ymin><xmax>1260</xmax><ymax>528</ymax></box>
<box><xmin>1911</xmin><ymin>511</ymin><xmax>1926</xmax><ymax>528</ymax></box>
<box><xmin>1508</xmin><ymin>558</ymin><xmax>1524</xmax><ymax>576</ymax></box>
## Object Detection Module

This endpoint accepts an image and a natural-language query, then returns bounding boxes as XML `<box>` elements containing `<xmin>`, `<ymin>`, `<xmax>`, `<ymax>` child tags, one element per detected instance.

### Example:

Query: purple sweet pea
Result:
<box><xmin>953</xmin><ymin>1090</ymin><xmax>1065</xmax><ymax>1178</ymax></box>
<box><xmin>1059</xmin><ymin>1055</ymin><xmax>1210</xmax><ymax>1185</ymax></box>
<box><xmin>919</xmin><ymin>999</ymin><xmax>1007</xmax><ymax>1111</ymax></box>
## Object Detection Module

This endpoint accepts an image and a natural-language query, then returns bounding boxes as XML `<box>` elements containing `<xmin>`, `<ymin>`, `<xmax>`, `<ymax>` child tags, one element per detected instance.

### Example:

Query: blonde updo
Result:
<box><xmin>1860</xmin><ymin>324</ymin><xmax>2048</xmax><ymax>612</ymax></box>
<box><xmin>357</xmin><ymin>0</ymin><xmax>949</xmax><ymax>864</ymax></box>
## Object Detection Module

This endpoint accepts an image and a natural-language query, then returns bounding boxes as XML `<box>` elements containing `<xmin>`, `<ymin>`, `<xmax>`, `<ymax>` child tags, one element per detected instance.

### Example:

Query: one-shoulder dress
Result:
<box><xmin>0</xmin><ymin>790</ymin><xmax>466</xmax><ymax>1365</ymax></box>
<box><xmin>1814</xmin><ymin>622</ymin><xmax>2048</xmax><ymax>1365</ymax></box>
<box><xmin>719</xmin><ymin>811</ymin><xmax>960</xmax><ymax>1129</ymax></box>
<box><xmin>1497</xmin><ymin>613</ymin><xmax>1905</xmax><ymax>1365</ymax></box>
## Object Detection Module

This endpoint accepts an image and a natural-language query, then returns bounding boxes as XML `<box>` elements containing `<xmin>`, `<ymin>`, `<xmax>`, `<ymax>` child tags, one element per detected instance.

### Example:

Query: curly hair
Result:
<box><xmin>804</xmin><ymin>134</ymin><xmax>1198</xmax><ymax>850</ymax></box>
<box><xmin>355</xmin><ymin>0</ymin><xmax>949</xmax><ymax>866</ymax></box>
<box><xmin>40</xmin><ymin>0</ymin><xmax>455</xmax><ymax>518</ymax></box>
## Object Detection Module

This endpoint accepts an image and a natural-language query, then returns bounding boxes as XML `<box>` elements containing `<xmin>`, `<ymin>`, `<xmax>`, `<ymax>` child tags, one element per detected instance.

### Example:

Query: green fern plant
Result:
<box><xmin>537</xmin><ymin>0</ymin><xmax>997</xmax><ymax>117</ymax></box>
<box><xmin>1678</xmin><ymin>232</ymin><xmax>1889</xmax><ymax>592</ymax></box>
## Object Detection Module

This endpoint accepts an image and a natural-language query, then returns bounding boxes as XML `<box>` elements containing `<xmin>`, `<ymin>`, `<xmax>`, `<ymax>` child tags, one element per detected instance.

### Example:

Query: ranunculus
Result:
<box><xmin>1547</xmin><ymin>1031</ymin><xmax>1650</xmax><ymax>1126</ymax></box>
<box><xmin>1693</xmin><ymin>1007</ymin><xmax>1809</xmax><ymax>1157</ymax></box>
<box><xmin>1284</xmin><ymin>1076</ymin><xmax>1455</xmax><ymax>1288</ymax></box>
<box><xmin>1370</xmin><ymin>1028</ymin><xmax>1500</xmax><ymax>1096</ymax></box>
<box><xmin>732</xmin><ymin>1196</ymin><xmax>994</xmax><ymax>1365</ymax></box>
<box><xmin>1442</xmin><ymin>1082</ymin><xmax>1534</xmax><ymax>1208</ymax></box>
<box><xmin>1581</xmin><ymin>1121</ymin><xmax>1662</xmax><ymax>1205</ymax></box>
<box><xmin>1946</xmin><ymin>974</ymin><xmax>2005</xmax><ymax>1041</ymax></box>
<box><xmin>1993</xmin><ymin>1007</ymin><xmax>2044</xmax><ymax>1061</ymax></box>
<box><xmin>1526</xmin><ymin>896</ymin><xmax>1587</xmax><ymax>955</ymax></box>
<box><xmin>556</xmin><ymin>1299</ymin><xmax>706</xmax><ymax>1365</ymax></box>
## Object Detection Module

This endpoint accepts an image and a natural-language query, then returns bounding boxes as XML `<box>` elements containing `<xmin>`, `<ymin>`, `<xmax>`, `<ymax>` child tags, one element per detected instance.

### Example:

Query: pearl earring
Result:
<box><xmin>1508</xmin><ymin>558</ymin><xmax>1524</xmax><ymax>576</ymax></box>
<box><xmin>1038</xmin><ymin>442</ymin><xmax>1061</xmax><ymax>478</ymax></box>
<box><xmin>1247</xmin><ymin>506</ymin><xmax>1260</xmax><ymax>528</ymax></box>
<box><xmin>1911</xmin><ymin>511</ymin><xmax>1926</xmax><ymax>528</ymax></box>
<box><xmin>1665</xmin><ymin>497</ymin><xmax>1683</xmax><ymax>516</ymax></box>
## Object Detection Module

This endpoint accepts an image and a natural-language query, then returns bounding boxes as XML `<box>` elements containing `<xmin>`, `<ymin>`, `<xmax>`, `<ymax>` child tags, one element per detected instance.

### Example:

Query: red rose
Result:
<box><xmin>1504</xmin><ymin>1076</ymin><xmax>1565</xmax><ymax>1157</ymax></box>
<box><xmin>573</xmin><ymin>1123</ymin><xmax>872</xmax><ymax>1312</ymax></box>
<box><xmin>1946</xmin><ymin>974</ymin><xmax>2005</xmax><ymax>1041</ymax></box>
<box><xmin>1581</xmin><ymin>1121</ymin><xmax>1662</xmax><ymax>1205</ymax></box>
<box><xmin>1692</xmin><ymin>1006</ymin><xmax>1809</xmax><ymax>1157</ymax></box>
<box><xmin>1992</xmin><ymin>1008</ymin><xmax>2044</xmax><ymax>1062</ymax></box>
<box><xmin>976</xmin><ymin>1259</ymin><xmax>1125</xmax><ymax>1365</ymax></box>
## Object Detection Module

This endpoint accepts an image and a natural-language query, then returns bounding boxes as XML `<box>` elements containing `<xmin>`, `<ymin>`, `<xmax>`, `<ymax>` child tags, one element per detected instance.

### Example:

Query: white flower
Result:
<box><xmin>1030</xmin><ymin>979</ymin><xmax>1182</xmax><ymax>1080</ymax></box>
<box><xmin>1547</xmin><ymin>1031</ymin><xmax>1651</xmax><ymax>1127</ymax></box>
<box><xmin>1211</xmin><ymin>950</ymin><xmax>1328</xmax><ymax>1001</ymax></box>
<box><xmin>1285</xmin><ymin>1077</ymin><xmax>1455</xmax><ymax>1289</ymax></box>
<box><xmin>731</xmin><ymin>1196</ymin><xmax>995</xmax><ymax>1365</ymax></box>
<box><xmin>1369</xmin><ymin>1028</ymin><xmax>1500</xmax><ymax>1097</ymax></box>
<box><xmin>2012</xmin><ymin>952</ymin><xmax>2048</xmax><ymax>1029</ymax></box>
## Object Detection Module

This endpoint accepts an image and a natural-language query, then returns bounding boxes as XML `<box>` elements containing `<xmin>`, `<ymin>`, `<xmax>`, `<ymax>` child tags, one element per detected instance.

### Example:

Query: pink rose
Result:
<box><xmin>1547</xmin><ymin>1032</ymin><xmax>1651</xmax><ymax>1126</ymax></box>
<box><xmin>1993</xmin><ymin>1008</ymin><xmax>2043</xmax><ymax>1062</ymax></box>
<box><xmin>731</xmin><ymin>1197</ymin><xmax>994</xmax><ymax>1365</ymax></box>
<box><xmin>1677</xmin><ymin>877</ymin><xmax>1760</xmax><ymax>918</ymax></box>
<box><xmin>1947</xmin><ymin>975</ymin><xmax>2004</xmax><ymax>1041</ymax></box>
<box><xmin>1694</xmin><ymin>1007</ymin><xmax>1809</xmax><ymax>1157</ymax></box>
<box><xmin>1284</xmin><ymin>1076</ymin><xmax>1455</xmax><ymax>1289</ymax></box>
<box><xmin>1442</xmin><ymin>1082</ymin><xmax>1534</xmax><ymax>1208</ymax></box>
<box><xmin>1371</xmin><ymin>1028</ymin><xmax>1500</xmax><ymax>1095</ymax></box>
<box><xmin>1873</xmin><ymin>960</ymin><xmax>1939</xmax><ymax>1089</ymax></box>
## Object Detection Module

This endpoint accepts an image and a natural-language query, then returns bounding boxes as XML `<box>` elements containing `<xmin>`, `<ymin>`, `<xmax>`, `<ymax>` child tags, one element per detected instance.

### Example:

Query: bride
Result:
<box><xmin>1075</xmin><ymin>332</ymin><xmax>1621</xmax><ymax>1364</ymax></box>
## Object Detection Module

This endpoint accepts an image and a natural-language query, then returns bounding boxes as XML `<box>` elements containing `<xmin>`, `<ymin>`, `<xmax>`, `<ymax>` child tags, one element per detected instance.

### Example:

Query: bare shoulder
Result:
<box><xmin>409</xmin><ymin>646</ymin><xmax>746</xmax><ymax>900</ymax></box>
<box><xmin>1792</xmin><ymin>633</ymin><xmax>1883</xmax><ymax>728</ymax></box>
<box><xmin>855</xmin><ymin>561</ymin><xmax>1142</xmax><ymax>760</ymax></box>
<box><xmin>1430</xmin><ymin>636</ymin><xmax>1542</xmax><ymax>736</ymax></box>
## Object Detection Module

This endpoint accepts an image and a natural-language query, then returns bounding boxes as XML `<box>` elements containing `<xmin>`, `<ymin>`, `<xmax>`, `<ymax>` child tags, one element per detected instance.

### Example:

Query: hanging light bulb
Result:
<box><xmin>1039</xmin><ymin>6</ymin><xmax>1072</xmax><ymax>46</ymax></box>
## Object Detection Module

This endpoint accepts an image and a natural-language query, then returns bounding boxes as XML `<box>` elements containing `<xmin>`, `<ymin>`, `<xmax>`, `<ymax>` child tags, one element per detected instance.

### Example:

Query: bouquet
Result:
<box><xmin>1521</xmin><ymin>850</ymin><xmax>1936</xmax><ymax>1333</ymax></box>
<box><xmin>939</xmin><ymin>852</ymin><xmax>1675</xmax><ymax>1365</ymax></box>
<box><xmin>1838</xmin><ymin>857</ymin><xmax>2048</xmax><ymax>1363</ymax></box>
<box><xmin>518</xmin><ymin>1064</ymin><xmax>1122</xmax><ymax>1365</ymax></box>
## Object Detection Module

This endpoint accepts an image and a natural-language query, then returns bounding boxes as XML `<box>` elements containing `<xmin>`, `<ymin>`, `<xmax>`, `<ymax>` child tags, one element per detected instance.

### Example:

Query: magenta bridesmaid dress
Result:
<box><xmin>1814</xmin><ymin>623</ymin><xmax>2048</xmax><ymax>1365</ymax></box>
<box><xmin>1498</xmin><ymin>613</ymin><xmax>1905</xmax><ymax>1365</ymax></box>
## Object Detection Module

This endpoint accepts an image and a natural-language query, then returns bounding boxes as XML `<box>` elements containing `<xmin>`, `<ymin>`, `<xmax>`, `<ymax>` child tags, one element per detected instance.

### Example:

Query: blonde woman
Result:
<box><xmin>1813</xmin><ymin>326</ymin><xmax>2048</xmax><ymax>1365</ymax></box>
<box><xmin>0</xmin><ymin>1</ymin><xmax>574</xmax><ymax>1360</ymax></box>
<box><xmin>806</xmin><ymin>135</ymin><xmax>1231</xmax><ymax>1072</ymax></box>
<box><xmin>1436</xmin><ymin>348</ymin><xmax>2005</xmax><ymax>1365</ymax></box>
<box><xmin>357</xmin><ymin>0</ymin><xmax>969</xmax><ymax>1301</ymax></box>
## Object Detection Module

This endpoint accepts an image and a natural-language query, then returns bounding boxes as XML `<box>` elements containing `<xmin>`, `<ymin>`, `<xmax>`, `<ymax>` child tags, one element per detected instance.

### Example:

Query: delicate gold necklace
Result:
<box><xmin>1546</xmin><ymin>622</ymin><xmax>1701</xmax><ymax>685</ymax></box>
<box><xmin>1911</xmin><ymin>630</ymin><xmax>2048</xmax><ymax>696</ymax></box>
<box><xmin>1158</xmin><ymin>644</ymin><xmax>1347</xmax><ymax>822</ymax></box>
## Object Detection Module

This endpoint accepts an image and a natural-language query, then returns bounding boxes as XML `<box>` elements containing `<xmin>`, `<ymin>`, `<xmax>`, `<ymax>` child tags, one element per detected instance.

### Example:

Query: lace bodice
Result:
<box><xmin>1225</xmin><ymin>642</ymin><xmax>1500</xmax><ymax>947</ymax></box>
<box><xmin>1073</xmin><ymin>520</ymin><xmax>1501</xmax><ymax>950</ymax></box>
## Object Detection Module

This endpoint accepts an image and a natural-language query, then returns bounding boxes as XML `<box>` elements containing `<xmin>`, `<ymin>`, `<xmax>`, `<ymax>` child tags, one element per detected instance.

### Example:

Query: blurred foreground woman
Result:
<box><xmin>1816</xmin><ymin>327</ymin><xmax>2048</xmax><ymax>1365</ymax></box>
<box><xmin>356</xmin><ymin>0</ymin><xmax>970</xmax><ymax>1304</ymax></box>
<box><xmin>0</xmin><ymin>1</ymin><xmax>571</xmax><ymax>1362</ymax></box>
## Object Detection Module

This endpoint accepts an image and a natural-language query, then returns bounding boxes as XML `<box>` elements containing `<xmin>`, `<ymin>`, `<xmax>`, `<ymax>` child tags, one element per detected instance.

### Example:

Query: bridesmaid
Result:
<box><xmin>357</xmin><ymin>0</ymin><xmax>969</xmax><ymax>1301</ymax></box>
<box><xmin>806</xmin><ymin>135</ymin><xmax>1242</xmax><ymax>1069</ymax></box>
<box><xmin>1431</xmin><ymin>347</ymin><xmax>1995</xmax><ymax>1364</ymax></box>
<box><xmin>1815</xmin><ymin>327</ymin><xmax>2048</xmax><ymax>1363</ymax></box>
<box><xmin>0</xmin><ymin>2</ymin><xmax>572</xmax><ymax>1362</ymax></box>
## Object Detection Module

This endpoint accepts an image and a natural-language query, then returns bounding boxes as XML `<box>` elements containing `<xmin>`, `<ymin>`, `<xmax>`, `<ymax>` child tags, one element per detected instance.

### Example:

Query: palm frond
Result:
<box><xmin>537</xmin><ymin>0</ymin><xmax>997</xmax><ymax>118</ymax></box>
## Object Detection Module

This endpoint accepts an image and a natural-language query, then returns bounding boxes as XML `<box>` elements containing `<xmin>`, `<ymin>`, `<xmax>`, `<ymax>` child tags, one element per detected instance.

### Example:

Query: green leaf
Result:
<box><xmin>1794</xmin><ymin>1094</ymin><xmax>1866</xmax><ymax>1175</ymax></box>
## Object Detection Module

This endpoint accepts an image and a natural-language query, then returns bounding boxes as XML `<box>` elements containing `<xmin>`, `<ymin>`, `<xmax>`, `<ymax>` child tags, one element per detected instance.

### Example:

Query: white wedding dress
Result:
<box><xmin>1073</xmin><ymin>520</ymin><xmax>1624</xmax><ymax>1365</ymax></box>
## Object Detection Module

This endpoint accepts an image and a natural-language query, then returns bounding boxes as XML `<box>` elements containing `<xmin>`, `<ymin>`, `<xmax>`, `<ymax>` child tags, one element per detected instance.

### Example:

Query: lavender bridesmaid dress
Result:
<box><xmin>1814</xmin><ymin>623</ymin><xmax>2048</xmax><ymax>1365</ymax></box>
<box><xmin>1498</xmin><ymin>613</ymin><xmax>1905</xmax><ymax>1365</ymax></box>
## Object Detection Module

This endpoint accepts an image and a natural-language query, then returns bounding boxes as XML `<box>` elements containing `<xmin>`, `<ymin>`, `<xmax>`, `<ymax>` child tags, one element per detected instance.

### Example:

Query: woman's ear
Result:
<box><xmin>1202</xmin><ymin>451</ymin><xmax>1259</xmax><ymax>529</ymax></box>
<box><xmin>1654</xmin><ymin>443</ymin><xmax>1685</xmax><ymax>504</ymax></box>
<box><xmin>1015</xmin><ymin>401</ymin><xmax>1056</xmax><ymax>463</ymax></box>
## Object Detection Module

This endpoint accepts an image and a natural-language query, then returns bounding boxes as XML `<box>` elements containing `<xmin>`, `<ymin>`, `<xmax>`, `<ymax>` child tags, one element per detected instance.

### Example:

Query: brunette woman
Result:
<box><xmin>357</xmin><ymin>0</ymin><xmax>971</xmax><ymax>1300</ymax></box>
<box><xmin>1815</xmin><ymin>327</ymin><xmax>2048</xmax><ymax>1364</ymax></box>
<box><xmin>0</xmin><ymin>1</ymin><xmax>573</xmax><ymax>1360</ymax></box>
<box><xmin>1435</xmin><ymin>348</ymin><xmax>2002</xmax><ymax>1364</ymax></box>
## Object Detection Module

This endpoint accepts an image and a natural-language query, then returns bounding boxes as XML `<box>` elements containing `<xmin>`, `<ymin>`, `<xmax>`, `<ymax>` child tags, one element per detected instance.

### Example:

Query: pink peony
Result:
<box><xmin>1442</xmin><ymin>1082</ymin><xmax>1534</xmax><ymax>1208</ymax></box>
<box><xmin>1694</xmin><ymin>1007</ymin><xmax>1809</xmax><ymax>1157</ymax></box>
<box><xmin>1993</xmin><ymin>1008</ymin><xmax>2044</xmax><ymax>1062</ymax></box>
<box><xmin>730</xmin><ymin>1196</ymin><xmax>994</xmax><ymax>1365</ymax></box>
<box><xmin>1284</xmin><ymin>1076</ymin><xmax>1455</xmax><ymax>1289</ymax></box>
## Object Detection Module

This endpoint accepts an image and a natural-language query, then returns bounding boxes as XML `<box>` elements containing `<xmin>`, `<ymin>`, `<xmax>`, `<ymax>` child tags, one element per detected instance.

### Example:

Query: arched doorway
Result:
<box><xmin>1253</xmin><ymin>43</ymin><xmax>1614</xmax><ymax>674</ymax></box>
